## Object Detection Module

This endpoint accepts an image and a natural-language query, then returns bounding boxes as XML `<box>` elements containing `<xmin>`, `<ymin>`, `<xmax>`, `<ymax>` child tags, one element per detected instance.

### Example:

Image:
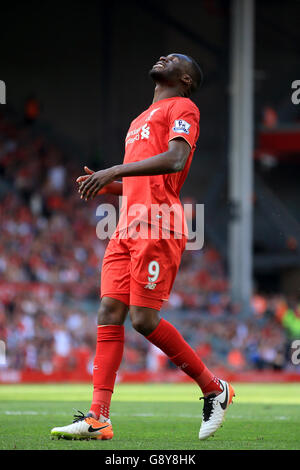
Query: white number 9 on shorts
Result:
<box><xmin>148</xmin><ymin>261</ymin><xmax>160</xmax><ymax>282</ymax></box>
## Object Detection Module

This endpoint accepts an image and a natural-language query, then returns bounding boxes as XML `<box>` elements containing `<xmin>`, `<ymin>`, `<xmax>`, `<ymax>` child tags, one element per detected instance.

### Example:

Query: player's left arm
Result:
<box><xmin>78</xmin><ymin>138</ymin><xmax>190</xmax><ymax>201</ymax></box>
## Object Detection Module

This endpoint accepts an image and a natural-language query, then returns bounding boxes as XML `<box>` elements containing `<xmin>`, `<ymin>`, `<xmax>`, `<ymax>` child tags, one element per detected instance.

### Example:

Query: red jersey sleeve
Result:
<box><xmin>168</xmin><ymin>99</ymin><xmax>200</xmax><ymax>149</ymax></box>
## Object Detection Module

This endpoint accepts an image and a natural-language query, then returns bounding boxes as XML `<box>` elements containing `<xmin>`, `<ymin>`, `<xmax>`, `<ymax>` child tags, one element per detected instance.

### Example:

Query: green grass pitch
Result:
<box><xmin>0</xmin><ymin>383</ymin><xmax>299</xmax><ymax>450</ymax></box>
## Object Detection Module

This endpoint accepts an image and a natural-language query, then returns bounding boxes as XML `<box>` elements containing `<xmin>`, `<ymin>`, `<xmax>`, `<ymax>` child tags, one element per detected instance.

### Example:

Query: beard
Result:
<box><xmin>149</xmin><ymin>67</ymin><xmax>180</xmax><ymax>86</ymax></box>
<box><xmin>149</xmin><ymin>67</ymin><xmax>165</xmax><ymax>82</ymax></box>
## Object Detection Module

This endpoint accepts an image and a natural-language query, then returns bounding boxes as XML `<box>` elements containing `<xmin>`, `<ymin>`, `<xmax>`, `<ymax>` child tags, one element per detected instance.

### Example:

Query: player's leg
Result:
<box><xmin>128</xmin><ymin>230</ymin><xmax>222</xmax><ymax>395</ymax></box>
<box><xmin>89</xmin><ymin>236</ymin><xmax>131</xmax><ymax>423</ymax></box>
<box><xmin>89</xmin><ymin>296</ymin><xmax>128</xmax><ymax>421</ymax></box>
<box><xmin>50</xmin><ymin>296</ymin><xmax>128</xmax><ymax>441</ymax></box>
<box><xmin>130</xmin><ymin>304</ymin><xmax>234</xmax><ymax>440</ymax></box>
<box><xmin>129</xmin><ymin>304</ymin><xmax>224</xmax><ymax>395</ymax></box>
<box><xmin>128</xmin><ymin>232</ymin><xmax>234</xmax><ymax>440</ymax></box>
<box><xmin>51</xmin><ymin>237</ymin><xmax>130</xmax><ymax>440</ymax></box>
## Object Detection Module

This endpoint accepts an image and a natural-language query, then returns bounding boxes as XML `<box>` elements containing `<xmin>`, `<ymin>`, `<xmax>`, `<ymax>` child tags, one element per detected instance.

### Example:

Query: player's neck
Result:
<box><xmin>152</xmin><ymin>83</ymin><xmax>184</xmax><ymax>104</ymax></box>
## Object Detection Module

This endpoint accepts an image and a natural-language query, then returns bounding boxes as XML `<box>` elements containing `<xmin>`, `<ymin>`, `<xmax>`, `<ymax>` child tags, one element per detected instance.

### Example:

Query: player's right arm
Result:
<box><xmin>76</xmin><ymin>166</ymin><xmax>123</xmax><ymax>196</ymax></box>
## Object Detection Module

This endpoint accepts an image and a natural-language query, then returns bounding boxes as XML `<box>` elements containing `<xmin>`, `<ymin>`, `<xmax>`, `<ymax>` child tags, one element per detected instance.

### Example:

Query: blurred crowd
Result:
<box><xmin>0</xmin><ymin>111</ymin><xmax>300</xmax><ymax>376</ymax></box>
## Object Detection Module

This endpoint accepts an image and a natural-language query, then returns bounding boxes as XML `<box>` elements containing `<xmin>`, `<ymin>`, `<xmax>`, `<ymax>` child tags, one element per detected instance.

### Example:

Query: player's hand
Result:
<box><xmin>77</xmin><ymin>167</ymin><xmax>116</xmax><ymax>200</ymax></box>
<box><xmin>76</xmin><ymin>166</ymin><xmax>94</xmax><ymax>184</ymax></box>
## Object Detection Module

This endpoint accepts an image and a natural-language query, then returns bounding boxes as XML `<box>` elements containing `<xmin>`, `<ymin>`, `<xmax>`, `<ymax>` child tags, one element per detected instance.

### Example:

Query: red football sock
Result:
<box><xmin>146</xmin><ymin>318</ymin><xmax>222</xmax><ymax>396</ymax></box>
<box><xmin>90</xmin><ymin>324</ymin><xmax>124</xmax><ymax>420</ymax></box>
<box><xmin>201</xmin><ymin>376</ymin><xmax>223</xmax><ymax>396</ymax></box>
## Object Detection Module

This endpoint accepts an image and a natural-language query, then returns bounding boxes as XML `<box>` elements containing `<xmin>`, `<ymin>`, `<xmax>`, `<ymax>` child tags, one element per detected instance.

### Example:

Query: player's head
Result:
<box><xmin>149</xmin><ymin>53</ymin><xmax>203</xmax><ymax>97</ymax></box>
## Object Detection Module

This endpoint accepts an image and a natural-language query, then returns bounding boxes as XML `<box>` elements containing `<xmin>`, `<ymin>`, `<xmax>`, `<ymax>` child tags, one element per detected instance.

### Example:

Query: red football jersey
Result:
<box><xmin>117</xmin><ymin>96</ymin><xmax>200</xmax><ymax>235</ymax></box>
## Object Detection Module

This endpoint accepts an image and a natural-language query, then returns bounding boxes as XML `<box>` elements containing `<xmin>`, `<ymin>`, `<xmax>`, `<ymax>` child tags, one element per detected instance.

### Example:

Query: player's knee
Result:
<box><xmin>97</xmin><ymin>297</ymin><xmax>127</xmax><ymax>326</ymax></box>
<box><xmin>131</xmin><ymin>316</ymin><xmax>147</xmax><ymax>335</ymax></box>
<box><xmin>130</xmin><ymin>308</ymin><xmax>160</xmax><ymax>336</ymax></box>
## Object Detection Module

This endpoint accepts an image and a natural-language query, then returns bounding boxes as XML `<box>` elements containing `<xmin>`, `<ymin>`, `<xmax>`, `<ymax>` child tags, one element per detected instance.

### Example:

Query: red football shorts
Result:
<box><xmin>100</xmin><ymin>226</ymin><xmax>186</xmax><ymax>311</ymax></box>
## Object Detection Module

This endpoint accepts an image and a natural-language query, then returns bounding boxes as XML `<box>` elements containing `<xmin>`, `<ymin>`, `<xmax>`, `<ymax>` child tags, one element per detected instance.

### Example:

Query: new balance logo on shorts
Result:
<box><xmin>145</xmin><ymin>282</ymin><xmax>157</xmax><ymax>290</ymax></box>
<box><xmin>172</xmin><ymin>119</ymin><xmax>191</xmax><ymax>134</ymax></box>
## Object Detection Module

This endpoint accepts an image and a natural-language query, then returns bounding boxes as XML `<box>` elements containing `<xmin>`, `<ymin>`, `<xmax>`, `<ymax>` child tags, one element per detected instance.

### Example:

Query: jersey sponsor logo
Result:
<box><xmin>126</xmin><ymin>134</ymin><xmax>139</xmax><ymax>145</ymax></box>
<box><xmin>172</xmin><ymin>119</ymin><xmax>191</xmax><ymax>134</ymax></box>
<box><xmin>126</xmin><ymin>124</ymin><xmax>150</xmax><ymax>145</ymax></box>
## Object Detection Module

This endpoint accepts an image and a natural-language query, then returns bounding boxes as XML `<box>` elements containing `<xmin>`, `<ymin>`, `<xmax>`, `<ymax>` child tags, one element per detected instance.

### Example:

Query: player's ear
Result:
<box><xmin>181</xmin><ymin>73</ymin><xmax>192</xmax><ymax>88</ymax></box>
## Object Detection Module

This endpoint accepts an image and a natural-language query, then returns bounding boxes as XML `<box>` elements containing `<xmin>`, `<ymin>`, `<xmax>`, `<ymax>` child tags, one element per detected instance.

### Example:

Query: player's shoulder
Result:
<box><xmin>168</xmin><ymin>97</ymin><xmax>200</xmax><ymax>116</ymax></box>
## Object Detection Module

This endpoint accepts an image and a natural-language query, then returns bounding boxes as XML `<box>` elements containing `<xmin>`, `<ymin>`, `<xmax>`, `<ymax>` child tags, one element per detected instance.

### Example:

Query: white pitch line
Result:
<box><xmin>1</xmin><ymin>411</ymin><xmax>291</xmax><ymax>421</ymax></box>
<box><xmin>2</xmin><ymin>411</ymin><xmax>201</xmax><ymax>418</ymax></box>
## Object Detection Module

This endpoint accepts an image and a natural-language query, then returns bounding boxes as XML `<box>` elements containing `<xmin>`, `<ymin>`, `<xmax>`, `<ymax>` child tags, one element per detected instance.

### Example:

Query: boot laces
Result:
<box><xmin>72</xmin><ymin>410</ymin><xmax>91</xmax><ymax>423</ymax></box>
<box><xmin>200</xmin><ymin>394</ymin><xmax>217</xmax><ymax>422</ymax></box>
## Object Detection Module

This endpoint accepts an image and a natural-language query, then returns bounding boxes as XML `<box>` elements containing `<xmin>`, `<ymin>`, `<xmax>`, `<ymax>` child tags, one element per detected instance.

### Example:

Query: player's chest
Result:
<box><xmin>124</xmin><ymin>106</ymin><xmax>168</xmax><ymax>150</ymax></box>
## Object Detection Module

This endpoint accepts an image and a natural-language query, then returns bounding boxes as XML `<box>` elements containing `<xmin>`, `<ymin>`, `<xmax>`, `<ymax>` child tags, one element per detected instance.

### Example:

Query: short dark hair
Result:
<box><xmin>186</xmin><ymin>56</ymin><xmax>204</xmax><ymax>94</ymax></box>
